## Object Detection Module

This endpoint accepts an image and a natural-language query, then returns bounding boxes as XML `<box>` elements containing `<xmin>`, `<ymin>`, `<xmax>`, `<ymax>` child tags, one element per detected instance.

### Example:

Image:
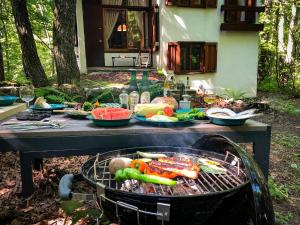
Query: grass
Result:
<box><xmin>268</xmin><ymin>96</ymin><xmax>300</xmax><ymax>115</ymax></box>
<box><xmin>275</xmin><ymin>211</ymin><xmax>294</xmax><ymax>225</ymax></box>
<box><xmin>268</xmin><ymin>177</ymin><xmax>289</xmax><ymax>201</ymax></box>
<box><xmin>273</xmin><ymin>132</ymin><xmax>300</xmax><ymax>149</ymax></box>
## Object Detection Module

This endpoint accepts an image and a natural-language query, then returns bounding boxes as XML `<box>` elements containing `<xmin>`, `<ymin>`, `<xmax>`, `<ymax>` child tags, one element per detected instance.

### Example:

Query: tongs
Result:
<box><xmin>1</xmin><ymin>119</ymin><xmax>65</xmax><ymax>131</ymax></box>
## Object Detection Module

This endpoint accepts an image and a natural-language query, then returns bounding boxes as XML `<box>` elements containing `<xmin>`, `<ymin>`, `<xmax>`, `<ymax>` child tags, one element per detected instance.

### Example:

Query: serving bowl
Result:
<box><xmin>0</xmin><ymin>96</ymin><xmax>19</xmax><ymax>106</ymax></box>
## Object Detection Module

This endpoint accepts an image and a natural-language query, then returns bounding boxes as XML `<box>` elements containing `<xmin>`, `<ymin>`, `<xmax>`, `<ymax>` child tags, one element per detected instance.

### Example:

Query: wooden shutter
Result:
<box><xmin>151</xmin><ymin>6</ymin><xmax>159</xmax><ymax>52</ymax></box>
<box><xmin>168</xmin><ymin>42</ymin><xmax>181</xmax><ymax>74</ymax></box>
<box><xmin>203</xmin><ymin>43</ymin><xmax>217</xmax><ymax>73</ymax></box>
<box><xmin>205</xmin><ymin>0</ymin><xmax>217</xmax><ymax>8</ymax></box>
<box><xmin>165</xmin><ymin>0</ymin><xmax>175</xmax><ymax>6</ymax></box>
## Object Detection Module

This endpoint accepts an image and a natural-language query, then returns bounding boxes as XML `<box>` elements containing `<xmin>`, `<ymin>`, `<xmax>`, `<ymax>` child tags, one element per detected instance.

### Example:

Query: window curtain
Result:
<box><xmin>103</xmin><ymin>0</ymin><xmax>123</xmax><ymax>49</ymax></box>
<box><xmin>128</xmin><ymin>0</ymin><xmax>147</xmax><ymax>48</ymax></box>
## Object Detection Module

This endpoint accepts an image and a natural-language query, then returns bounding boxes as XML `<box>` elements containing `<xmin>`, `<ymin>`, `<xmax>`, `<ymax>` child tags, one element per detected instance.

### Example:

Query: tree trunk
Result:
<box><xmin>53</xmin><ymin>0</ymin><xmax>80</xmax><ymax>85</ymax></box>
<box><xmin>11</xmin><ymin>0</ymin><xmax>49</xmax><ymax>87</ymax></box>
<box><xmin>285</xmin><ymin>3</ymin><xmax>296</xmax><ymax>63</ymax></box>
<box><xmin>0</xmin><ymin>42</ymin><xmax>4</xmax><ymax>81</ymax></box>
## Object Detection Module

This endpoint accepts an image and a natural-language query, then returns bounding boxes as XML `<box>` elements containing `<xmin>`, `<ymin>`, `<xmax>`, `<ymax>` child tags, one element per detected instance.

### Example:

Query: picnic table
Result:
<box><xmin>0</xmin><ymin>115</ymin><xmax>271</xmax><ymax>197</ymax></box>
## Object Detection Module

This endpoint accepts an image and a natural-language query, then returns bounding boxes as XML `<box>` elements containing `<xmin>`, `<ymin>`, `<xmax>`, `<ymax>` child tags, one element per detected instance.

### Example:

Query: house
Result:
<box><xmin>75</xmin><ymin>0</ymin><xmax>264</xmax><ymax>96</ymax></box>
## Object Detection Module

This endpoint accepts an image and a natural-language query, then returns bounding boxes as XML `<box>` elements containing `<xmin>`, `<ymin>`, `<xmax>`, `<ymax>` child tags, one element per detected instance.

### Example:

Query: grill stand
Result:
<box><xmin>97</xmin><ymin>183</ymin><xmax>170</xmax><ymax>225</ymax></box>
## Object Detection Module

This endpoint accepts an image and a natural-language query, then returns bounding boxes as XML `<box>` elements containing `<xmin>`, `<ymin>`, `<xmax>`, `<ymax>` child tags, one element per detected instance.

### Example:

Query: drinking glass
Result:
<box><xmin>203</xmin><ymin>89</ymin><xmax>217</xmax><ymax>107</ymax></box>
<box><xmin>19</xmin><ymin>85</ymin><xmax>35</xmax><ymax>111</ymax></box>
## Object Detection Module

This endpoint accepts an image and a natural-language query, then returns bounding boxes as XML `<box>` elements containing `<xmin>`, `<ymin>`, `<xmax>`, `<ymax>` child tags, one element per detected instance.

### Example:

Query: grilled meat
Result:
<box><xmin>149</xmin><ymin>160</ymin><xmax>199</xmax><ymax>179</ymax></box>
<box><xmin>158</xmin><ymin>157</ymin><xmax>193</xmax><ymax>167</ymax></box>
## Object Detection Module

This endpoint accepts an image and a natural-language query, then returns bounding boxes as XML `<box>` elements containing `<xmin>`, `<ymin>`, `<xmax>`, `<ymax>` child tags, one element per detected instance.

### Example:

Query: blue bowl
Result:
<box><xmin>30</xmin><ymin>104</ymin><xmax>67</xmax><ymax>111</ymax></box>
<box><xmin>0</xmin><ymin>96</ymin><xmax>19</xmax><ymax>106</ymax></box>
<box><xmin>208</xmin><ymin>117</ymin><xmax>247</xmax><ymax>126</ymax></box>
<box><xmin>87</xmin><ymin>115</ymin><xmax>131</xmax><ymax>127</ymax></box>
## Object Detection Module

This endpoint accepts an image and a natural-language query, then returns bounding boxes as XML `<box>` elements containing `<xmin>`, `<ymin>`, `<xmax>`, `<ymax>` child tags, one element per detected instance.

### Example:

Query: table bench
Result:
<box><xmin>112</xmin><ymin>56</ymin><xmax>136</xmax><ymax>67</ymax></box>
<box><xmin>0</xmin><ymin>115</ymin><xmax>271</xmax><ymax>197</ymax></box>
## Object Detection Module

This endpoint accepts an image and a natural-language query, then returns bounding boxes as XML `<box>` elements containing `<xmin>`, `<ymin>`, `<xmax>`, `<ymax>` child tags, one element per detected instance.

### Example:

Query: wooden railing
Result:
<box><xmin>220</xmin><ymin>4</ymin><xmax>265</xmax><ymax>31</ymax></box>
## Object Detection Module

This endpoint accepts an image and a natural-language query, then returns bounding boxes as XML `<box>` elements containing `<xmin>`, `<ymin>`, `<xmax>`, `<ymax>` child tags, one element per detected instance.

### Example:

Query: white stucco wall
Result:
<box><xmin>158</xmin><ymin>0</ymin><xmax>259</xmax><ymax>97</ymax></box>
<box><xmin>104</xmin><ymin>52</ymin><xmax>156</xmax><ymax>67</ymax></box>
<box><xmin>76</xmin><ymin>0</ymin><xmax>260</xmax><ymax>96</ymax></box>
<box><xmin>76</xmin><ymin>0</ymin><xmax>87</xmax><ymax>74</ymax></box>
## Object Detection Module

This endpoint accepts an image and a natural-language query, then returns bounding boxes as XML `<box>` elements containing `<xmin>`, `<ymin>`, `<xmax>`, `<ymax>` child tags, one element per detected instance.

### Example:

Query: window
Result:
<box><xmin>102</xmin><ymin>0</ymin><xmax>159</xmax><ymax>51</ymax></box>
<box><xmin>105</xmin><ymin>9</ymin><xmax>148</xmax><ymax>50</ymax></box>
<box><xmin>166</xmin><ymin>0</ymin><xmax>217</xmax><ymax>8</ymax></box>
<box><xmin>168</xmin><ymin>42</ymin><xmax>217</xmax><ymax>74</ymax></box>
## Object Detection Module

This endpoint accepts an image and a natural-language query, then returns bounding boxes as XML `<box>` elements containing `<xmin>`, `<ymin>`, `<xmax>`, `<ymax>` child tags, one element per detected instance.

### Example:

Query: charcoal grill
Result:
<box><xmin>59</xmin><ymin>135</ymin><xmax>274</xmax><ymax>225</ymax></box>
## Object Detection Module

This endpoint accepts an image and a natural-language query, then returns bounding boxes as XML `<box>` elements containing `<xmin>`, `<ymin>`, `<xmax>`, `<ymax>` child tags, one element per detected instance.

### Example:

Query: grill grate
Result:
<box><xmin>85</xmin><ymin>151</ymin><xmax>248</xmax><ymax>196</ymax></box>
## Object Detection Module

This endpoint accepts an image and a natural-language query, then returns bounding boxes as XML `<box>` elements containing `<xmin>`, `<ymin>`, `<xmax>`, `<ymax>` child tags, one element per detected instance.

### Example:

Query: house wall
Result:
<box><xmin>158</xmin><ymin>0</ymin><xmax>260</xmax><ymax>97</ymax></box>
<box><xmin>76</xmin><ymin>0</ymin><xmax>87</xmax><ymax>74</ymax></box>
<box><xmin>76</xmin><ymin>0</ymin><xmax>260</xmax><ymax>96</ymax></box>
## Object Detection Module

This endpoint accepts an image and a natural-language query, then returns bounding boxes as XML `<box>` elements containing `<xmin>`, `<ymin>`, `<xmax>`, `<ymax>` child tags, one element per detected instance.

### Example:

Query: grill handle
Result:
<box><xmin>59</xmin><ymin>174</ymin><xmax>74</xmax><ymax>200</ymax></box>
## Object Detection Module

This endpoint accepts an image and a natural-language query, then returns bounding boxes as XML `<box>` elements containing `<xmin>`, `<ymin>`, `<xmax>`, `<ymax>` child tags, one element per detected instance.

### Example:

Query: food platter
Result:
<box><xmin>0</xmin><ymin>96</ymin><xmax>18</xmax><ymax>106</ymax></box>
<box><xmin>66</xmin><ymin>110</ymin><xmax>90</xmax><ymax>119</ymax></box>
<box><xmin>134</xmin><ymin>115</ymin><xmax>195</xmax><ymax>127</ymax></box>
<box><xmin>30</xmin><ymin>104</ymin><xmax>67</xmax><ymax>111</ymax></box>
<box><xmin>87</xmin><ymin>115</ymin><xmax>131</xmax><ymax>127</ymax></box>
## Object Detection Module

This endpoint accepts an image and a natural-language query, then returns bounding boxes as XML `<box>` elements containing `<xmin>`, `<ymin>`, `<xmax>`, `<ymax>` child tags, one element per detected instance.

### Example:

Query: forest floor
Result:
<box><xmin>0</xmin><ymin>92</ymin><xmax>300</xmax><ymax>225</ymax></box>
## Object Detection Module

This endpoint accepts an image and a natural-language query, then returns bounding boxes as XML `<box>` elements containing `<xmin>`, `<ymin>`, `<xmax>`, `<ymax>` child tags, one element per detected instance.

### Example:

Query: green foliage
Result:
<box><xmin>275</xmin><ymin>211</ymin><xmax>293</xmax><ymax>225</ymax></box>
<box><xmin>35</xmin><ymin>86</ymin><xmax>80</xmax><ymax>103</ymax></box>
<box><xmin>274</xmin><ymin>132</ymin><xmax>300</xmax><ymax>149</ymax></box>
<box><xmin>61</xmin><ymin>200</ymin><xmax>102</xmax><ymax>225</ymax></box>
<box><xmin>258</xmin><ymin>0</ymin><xmax>300</xmax><ymax>96</ymax></box>
<box><xmin>0</xmin><ymin>0</ymin><xmax>54</xmax><ymax>83</ymax></box>
<box><xmin>222</xmin><ymin>88</ymin><xmax>247</xmax><ymax>101</ymax></box>
<box><xmin>149</xmin><ymin>83</ymin><xmax>164</xmax><ymax>100</ymax></box>
<box><xmin>268</xmin><ymin>177</ymin><xmax>289</xmax><ymax>202</ymax></box>
<box><xmin>268</xmin><ymin>96</ymin><xmax>300</xmax><ymax>115</ymax></box>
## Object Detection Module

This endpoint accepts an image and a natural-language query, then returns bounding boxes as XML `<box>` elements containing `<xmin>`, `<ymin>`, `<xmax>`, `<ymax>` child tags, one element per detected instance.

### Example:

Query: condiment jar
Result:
<box><xmin>129</xmin><ymin>91</ymin><xmax>139</xmax><ymax>111</ymax></box>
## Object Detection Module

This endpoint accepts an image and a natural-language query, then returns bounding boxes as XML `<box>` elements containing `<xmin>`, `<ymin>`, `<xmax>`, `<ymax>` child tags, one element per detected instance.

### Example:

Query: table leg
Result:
<box><xmin>133</xmin><ymin>57</ymin><xmax>136</xmax><ymax>67</ymax></box>
<box><xmin>33</xmin><ymin>158</ymin><xmax>43</xmax><ymax>171</ymax></box>
<box><xmin>253</xmin><ymin>127</ymin><xmax>271</xmax><ymax>180</ymax></box>
<box><xmin>112</xmin><ymin>57</ymin><xmax>115</xmax><ymax>67</ymax></box>
<box><xmin>20</xmin><ymin>152</ymin><xmax>34</xmax><ymax>197</ymax></box>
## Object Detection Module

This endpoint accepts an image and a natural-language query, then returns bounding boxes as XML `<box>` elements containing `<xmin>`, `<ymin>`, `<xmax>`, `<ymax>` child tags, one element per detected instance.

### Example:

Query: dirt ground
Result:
<box><xmin>0</xmin><ymin>92</ymin><xmax>299</xmax><ymax>225</ymax></box>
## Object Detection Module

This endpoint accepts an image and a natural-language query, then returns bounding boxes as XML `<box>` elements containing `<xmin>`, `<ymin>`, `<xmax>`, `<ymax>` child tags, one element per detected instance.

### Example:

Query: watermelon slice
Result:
<box><xmin>91</xmin><ymin>107</ymin><xmax>131</xmax><ymax>120</ymax></box>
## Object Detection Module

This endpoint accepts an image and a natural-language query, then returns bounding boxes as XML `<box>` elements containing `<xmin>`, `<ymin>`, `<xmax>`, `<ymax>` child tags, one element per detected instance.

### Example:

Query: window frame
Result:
<box><xmin>168</xmin><ymin>41</ymin><xmax>217</xmax><ymax>74</ymax></box>
<box><xmin>165</xmin><ymin>0</ymin><xmax>217</xmax><ymax>8</ymax></box>
<box><xmin>101</xmin><ymin>1</ymin><xmax>157</xmax><ymax>52</ymax></box>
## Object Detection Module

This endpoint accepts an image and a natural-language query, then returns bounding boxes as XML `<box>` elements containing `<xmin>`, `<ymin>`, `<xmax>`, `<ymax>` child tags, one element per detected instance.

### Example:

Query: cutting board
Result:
<box><xmin>0</xmin><ymin>103</ymin><xmax>26</xmax><ymax>121</ymax></box>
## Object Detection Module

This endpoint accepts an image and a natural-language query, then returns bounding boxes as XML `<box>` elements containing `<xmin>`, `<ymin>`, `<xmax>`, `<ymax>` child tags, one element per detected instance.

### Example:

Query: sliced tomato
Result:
<box><xmin>163</xmin><ymin>106</ymin><xmax>174</xmax><ymax>117</ymax></box>
<box><xmin>145</xmin><ymin>113</ymin><xmax>155</xmax><ymax>118</ymax></box>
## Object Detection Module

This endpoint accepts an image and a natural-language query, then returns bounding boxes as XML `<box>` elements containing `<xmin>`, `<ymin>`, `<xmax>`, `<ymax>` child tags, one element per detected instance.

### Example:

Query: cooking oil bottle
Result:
<box><xmin>164</xmin><ymin>72</ymin><xmax>176</xmax><ymax>96</ymax></box>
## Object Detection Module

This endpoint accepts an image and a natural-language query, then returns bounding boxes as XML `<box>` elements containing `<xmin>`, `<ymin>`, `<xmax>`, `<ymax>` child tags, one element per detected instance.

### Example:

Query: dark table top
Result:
<box><xmin>0</xmin><ymin>114</ymin><xmax>270</xmax><ymax>139</ymax></box>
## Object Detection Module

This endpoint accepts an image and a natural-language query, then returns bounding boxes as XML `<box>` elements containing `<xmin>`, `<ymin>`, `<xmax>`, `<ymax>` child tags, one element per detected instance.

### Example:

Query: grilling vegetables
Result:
<box><xmin>109</xmin><ymin>157</ymin><xmax>132</xmax><ymax>174</ymax></box>
<box><xmin>137</xmin><ymin>151</ymin><xmax>167</xmax><ymax>159</ymax></box>
<box><xmin>198</xmin><ymin>158</ymin><xmax>227</xmax><ymax>174</ymax></box>
<box><xmin>115</xmin><ymin>168</ymin><xmax>177</xmax><ymax>186</ymax></box>
<box><xmin>134</xmin><ymin>103</ymin><xmax>172</xmax><ymax>116</ymax></box>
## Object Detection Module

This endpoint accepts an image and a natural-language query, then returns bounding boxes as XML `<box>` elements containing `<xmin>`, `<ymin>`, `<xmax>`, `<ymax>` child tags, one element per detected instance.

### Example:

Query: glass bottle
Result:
<box><xmin>164</xmin><ymin>73</ymin><xmax>176</xmax><ymax>96</ymax></box>
<box><xmin>119</xmin><ymin>89</ymin><xmax>129</xmax><ymax>109</ymax></box>
<box><xmin>140</xmin><ymin>71</ymin><xmax>151</xmax><ymax>104</ymax></box>
<box><xmin>129</xmin><ymin>91</ymin><xmax>139</xmax><ymax>111</ymax></box>
<box><xmin>128</xmin><ymin>70</ymin><xmax>139</xmax><ymax>93</ymax></box>
<box><xmin>186</xmin><ymin>76</ymin><xmax>190</xmax><ymax>90</ymax></box>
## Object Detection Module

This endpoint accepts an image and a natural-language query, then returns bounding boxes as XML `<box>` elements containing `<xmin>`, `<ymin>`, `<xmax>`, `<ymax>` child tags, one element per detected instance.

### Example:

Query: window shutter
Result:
<box><xmin>203</xmin><ymin>43</ymin><xmax>217</xmax><ymax>73</ymax></box>
<box><xmin>165</xmin><ymin>0</ymin><xmax>175</xmax><ymax>6</ymax></box>
<box><xmin>168</xmin><ymin>42</ymin><xmax>180</xmax><ymax>74</ymax></box>
<box><xmin>152</xmin><ymin>6</ymin><xmax>159</xmax><ymax>52</ymax></box>
<box><xmin>205</xmin><ymin>0</ymin><xmax>217</xmax><ymax>8</ymax></box>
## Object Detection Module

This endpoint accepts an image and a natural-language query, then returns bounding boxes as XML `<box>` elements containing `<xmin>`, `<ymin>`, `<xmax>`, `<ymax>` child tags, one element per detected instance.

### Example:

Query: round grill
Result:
<box><xmin>81</xmin><ymin>147</ymin><xmax>249</xmax><ymax>196</ymax></box>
